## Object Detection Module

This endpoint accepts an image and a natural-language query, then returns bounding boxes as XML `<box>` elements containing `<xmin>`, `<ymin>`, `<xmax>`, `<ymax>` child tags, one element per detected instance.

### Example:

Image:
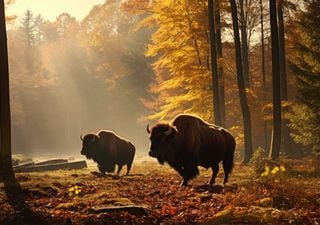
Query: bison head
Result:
<box><xmin>147</xmin><ymin>124</ymin><xmax>177</xmax><ymax>164</ymax></box>
<box><xmin>80</xmin><ymin>133</ymin><xmax>99</xmax><ymax>159</ymax></box>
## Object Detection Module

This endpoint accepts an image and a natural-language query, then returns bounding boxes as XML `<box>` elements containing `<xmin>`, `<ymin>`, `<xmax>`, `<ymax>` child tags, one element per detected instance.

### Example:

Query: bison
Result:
<box><xmin>147</xmin><ymin>114</ymin><xmax>236</xmax><ymax>186</ymax></box>
<box><xmin>80</xmin><ymin>130</ymin><xmax>135</xmax><ymax>175</ymax></box>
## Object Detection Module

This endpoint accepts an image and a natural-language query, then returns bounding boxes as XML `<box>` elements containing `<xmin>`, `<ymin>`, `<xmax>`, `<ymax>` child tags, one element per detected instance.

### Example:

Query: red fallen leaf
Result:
<box><xmin>161</xmin><ymin>205</ymin><xmax>177</xmax><ymax>216</ymax></box>
<box><xmin>190</xmin><ymin>209</ymin><xmax>198</xmax><ymax>215</ymax></box>
<box><xmin>52</xmin><ymin>209</ymin><xmax>62</xmax><ymax>215</ymax></box>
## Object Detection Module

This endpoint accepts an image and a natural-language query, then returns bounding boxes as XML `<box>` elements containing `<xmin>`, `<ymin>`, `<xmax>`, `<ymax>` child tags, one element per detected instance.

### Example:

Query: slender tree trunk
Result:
<box><xmin>269</xmin><ymin>0</ymin><xmax>281</xmax><ymax>160</ymax></box>
<box><xmin>0</xmin><ymin>0</ymin><xmax>15</xmax><ymax>182</ymax></box>
<box><xmin>278</xmin><ymin>0</ymin><xmax>287</xmax><ymax>101</ymax></box>
<box><xmin>260</xmin><ymin>0</ymin><xmax>269</xmax><ymax>151</ymax></box>
<box><xmin>278</xmin><ymin>0</ymin><xmax>294</xmax><ymax>156</ymax></box>
<box><xmin>208</xmin><ymin>0</ymin><xmax>222</xmax><ymax>126</ymax></box>
<box><xmin>230</xmin><ymin>0</ymin><xmax>253</xmax><ymax>163</ymax></box>
<box><xmin>215</xmin><ymin>0</ymin><xmax>226</xmax><ymax>127</ymax></box>
<box><xmin>239</xmin><ymin>0</ymin><xmax>250</xmax><ymax>88</ymax></box>
<box><xmin>185</xmin><ymin>4</ymin><xmax>203</xmax><ymax>67</ymax></box>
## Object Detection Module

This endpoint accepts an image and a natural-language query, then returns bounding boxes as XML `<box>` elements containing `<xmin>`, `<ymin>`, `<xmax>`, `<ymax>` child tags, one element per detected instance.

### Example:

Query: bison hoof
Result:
<box><xmin>180</xmin><ymin>180</ymin><xmax>188</xmax><ymax>187</ymax></box>
<box><xmin>91</xmin><ymin>171</ymin><xmax>105</xmax><ymax>177</ymax></box>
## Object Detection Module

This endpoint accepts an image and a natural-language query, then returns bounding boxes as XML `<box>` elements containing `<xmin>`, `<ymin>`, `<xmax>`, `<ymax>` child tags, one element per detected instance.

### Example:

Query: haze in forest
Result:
<box><xmin>5</xmin><ymin>0</ymin><xmax>319</xmax><ymax>162</ymax></box>
<box><xmin>6</xmin><ymin>0</ymin><xmax>105</xmax><ymax>22</ymax></box>
<box><xmin>6</xmin><ymin>0</ymin><xmax>153</xmax><ymax>158</ymax></box>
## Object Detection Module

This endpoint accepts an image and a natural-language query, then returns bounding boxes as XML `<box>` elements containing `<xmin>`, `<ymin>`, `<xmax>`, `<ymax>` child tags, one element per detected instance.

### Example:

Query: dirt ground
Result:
<box><xmin>0</xmin><ymin>158</ymin><xmax>319</xmax><ymax>225</ymax></box>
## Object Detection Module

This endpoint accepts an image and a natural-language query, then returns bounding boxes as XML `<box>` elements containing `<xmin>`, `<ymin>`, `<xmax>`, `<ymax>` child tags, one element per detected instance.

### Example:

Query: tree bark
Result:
<box><xmin>208</xmin><ymin>0</ymin><xmax>222</xmax><ymax>126</ymax></box>
<box><xmin>260</xmin><ymin>0</ymin><xmax>269</xmax><ymax>151</ymax></box>
<box><xmin>269</xmin><ymin>0</ymin><xmax>282</xmax><ymax>160</ymax></box>
<box><xmin>229</xmin><ymin>0</ymin><xmax>253</xmax><ymax>163</ymax></box>
<box><xmin>239</xmin><ymin>0</ymin><xmax>250</xmax><ymax>88</ymax></box>
<box><xmin>278</xmin><ymin>0</ymin><xmax>294</xmax><ymax>156</ymax></box>
<box><xmin>0</xmin><ymin>0</ymin><xmax>15</xmax><ymax>181</ymax></box>
<box><xmin>215</xmin><ymin>0</ymin><xmax>226</xmax><ymax>127</ymax></box>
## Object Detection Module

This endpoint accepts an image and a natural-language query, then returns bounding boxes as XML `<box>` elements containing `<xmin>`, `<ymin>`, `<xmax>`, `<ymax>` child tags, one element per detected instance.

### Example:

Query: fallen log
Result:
<box><xmin>88</xmin><ymin>205</ymin><xmax>150</xmax><ymax>216</ymax></box>
<box><xmin>13</xmin><ymin>161</ymin><xmax>35</xmax><ymax>169</ymax></box>
<box><xmin>14</xmin><ymin>160</ymin><xmax>87</xmax><ymax>173</ymax></box>
<box><xmin>35</xmin><ymin>159</ymin><xmax>68</xmax><ymax>166</ymax></box>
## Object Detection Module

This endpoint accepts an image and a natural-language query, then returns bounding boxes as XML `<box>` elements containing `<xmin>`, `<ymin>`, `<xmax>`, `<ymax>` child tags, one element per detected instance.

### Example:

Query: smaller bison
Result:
<box><xmin>80</xmin><ymin>130</ymin><xmax>135</xmax><ymax>175</ymax></box>
<box><xmin>147</xmin><ymin>114</ymin><xmax>236</xmax><ymax>186</ymax></box>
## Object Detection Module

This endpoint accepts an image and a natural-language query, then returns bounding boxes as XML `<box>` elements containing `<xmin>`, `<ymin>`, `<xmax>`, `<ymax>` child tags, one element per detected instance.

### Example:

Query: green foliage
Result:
<box><xmin>249</xmin><ymin>147</ymin><xmax>287</xmax><ymax>180</ymax></box>
<box><xmin>287</xmin><ymin>0</ymin><xmax>320</xmax><ymax>154</ymax></box>
<box><xmin>249</xmin><ymin>147</ymin><xmax>268</xmax><ymax>174</ymax></box>
<box><xmin>288</xmin><ymin>104</ymin><xmax>320</xmax><ymax>153</ymax></box>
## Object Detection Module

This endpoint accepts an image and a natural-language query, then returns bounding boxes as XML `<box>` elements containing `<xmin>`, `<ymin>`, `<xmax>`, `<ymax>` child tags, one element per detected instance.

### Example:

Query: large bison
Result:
<box><xmin>147</xmin><ymin>114</ymin><xmax>236</xmax><ymax>186</ymax></box>
<box><xmin>80</xmin><ymin>130</ymin><xmax>135</xmax><ymax>175</ymax></box>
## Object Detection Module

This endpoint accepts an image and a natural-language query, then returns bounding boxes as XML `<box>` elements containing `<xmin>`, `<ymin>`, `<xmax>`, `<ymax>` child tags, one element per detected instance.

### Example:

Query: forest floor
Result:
<box><xmin>0</xmin><ymin>157</ymin><xmax>319</xmax><ymax>225</ymax></box>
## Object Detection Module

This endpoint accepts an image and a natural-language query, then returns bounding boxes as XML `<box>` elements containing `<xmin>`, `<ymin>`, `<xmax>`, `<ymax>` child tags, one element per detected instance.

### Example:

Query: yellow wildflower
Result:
<box><xmin>271</xmin><ymin>166</ymin><xmax>280</xmax><ymax>174</ymax></box>
<box><xmin>280</xmin><ymin>165</ymin><xmax>286</xmax><ymax>172</ymax></box>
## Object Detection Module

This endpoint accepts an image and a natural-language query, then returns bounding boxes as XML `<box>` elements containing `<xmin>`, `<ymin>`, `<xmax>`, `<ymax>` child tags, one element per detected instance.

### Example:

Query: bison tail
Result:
<box><xmin>223</xmin><ymin>135</ymin><xmax>236</xmax><ymax>177</ymax></box>
<box><xmin>223</xmin><ymin>152</ymin><xmax>234</xmax><ymax>177</ymax></box>
<box><xmin>126</xmin><ymin>142</ymin><xmax>136</xmax><ymax>175</ymax></box>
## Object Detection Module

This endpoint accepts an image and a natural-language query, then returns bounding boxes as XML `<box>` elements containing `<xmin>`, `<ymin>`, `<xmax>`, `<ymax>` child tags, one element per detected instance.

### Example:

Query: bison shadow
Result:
<box><xmin>90</xmin><ymin>171</ymin><xmax>121</xmax><ymax>179</ymax></box>
<box><xmin>194</xmin><ymin>183</ymin><xmax>238</xmax><ymax>193</ymax></box>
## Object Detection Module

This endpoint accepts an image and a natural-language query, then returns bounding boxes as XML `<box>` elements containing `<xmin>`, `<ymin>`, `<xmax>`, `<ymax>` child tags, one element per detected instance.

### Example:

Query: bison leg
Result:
<box><xmin>178</xmin><ymin>165</ymin><xmax>199</xmax><ymax>186</ymax></box>
<box><xmin>209</xmin><ymin>164</ymin><xmax>219</xmax><ymax>185</ymax></box>
<box><xmin>179</xmin><ymin>170</ymin><xmax>189</xmax><ymax>186</ymax></box>
<box><xmin>98</xmin><ymin>165</ymin><xmax>106</xmax><ymax>174</ymax></box>
<box><xmin>173</xmin><ymin>167</ymin><xmax>188</xmax><ymax>186</ymax></box>
<box><xmin>180</xmin><ymin>179</ymin><xmax>189</xmax><ymax>186</ymax></box>
<box><xmin>222</xmin><ymin>161</ymin><xmax>230</xmax><ymax>184</ymax></box>
<box><xmin>126</xmin><ymin>163</ymin><xmax>132</xmax><ymax>175</ymax></box>
<box><xmin>117</xmin><ymin>165</ymin><xmax>123</xmax><ymax>175</ymax></box>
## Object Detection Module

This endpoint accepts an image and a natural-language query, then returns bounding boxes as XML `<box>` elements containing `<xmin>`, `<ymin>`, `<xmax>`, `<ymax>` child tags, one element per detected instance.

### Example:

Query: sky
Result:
<box><xmin>6</xmin><ymin>0</ymin><xmax>105</xmax><ymax>22</ymax></box>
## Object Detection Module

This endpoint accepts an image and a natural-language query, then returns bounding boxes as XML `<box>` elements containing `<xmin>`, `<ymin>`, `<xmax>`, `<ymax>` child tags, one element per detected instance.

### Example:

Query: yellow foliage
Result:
<box><xmin>68</xmin><ymin>185</ymin><xmax>81</xmax><ymax>197</ymax></box>
<box><xmin>137</xmin><ymin>0</ymin><xmax>215</xmax><ymax>122</ymax></box>
<box><xmin>261</xmin><ymin>165</ymin><xmax>286</xmax><ymax>177</ymax></box>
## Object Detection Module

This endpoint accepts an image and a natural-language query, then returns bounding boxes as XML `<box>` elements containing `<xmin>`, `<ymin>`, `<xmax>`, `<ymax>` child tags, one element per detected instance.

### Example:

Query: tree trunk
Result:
<box><xmin>239</xmin><ymin>0</ymin><xmax>250</xmax><ymax>88</ymax></box>
<box><xmin>278</xmin><ymin>0</ymin><xmax>294</xmax><ymax>156</ymax></box>
<box><xmin>215</xmin><ymin>0</ymin><xmax>226</xmax><ymax>127</ymax></box>
<box><xmin>0</xmin><ymin>0</ymin><xmax>15</xmax><ymax>182</ymax></box>
<box><xmin>268</xmin><ymin>0</ymin><xmax>282</xmax><ymax>160</ymax></box>
<box><xmin>229</xmin><ymin>0</ymin><xmax>253</xmax><ymax>163</ymax></box>
<box><xmin>208</xmin><ymin>0</ymin><xmax>222</xmax><ymax>126</ymax></box>
<box><xmin>260</xmin><ymin>0</ymin><xmax>269</xmax><ymax>151</ymax></box>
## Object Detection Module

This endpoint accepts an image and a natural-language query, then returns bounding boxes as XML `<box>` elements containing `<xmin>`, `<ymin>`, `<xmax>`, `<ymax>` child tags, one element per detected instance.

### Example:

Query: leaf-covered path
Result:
<box><xmin>0</xmin><ymin>159</ymin><xmax>319</xmax><ymax>225</ymax></box>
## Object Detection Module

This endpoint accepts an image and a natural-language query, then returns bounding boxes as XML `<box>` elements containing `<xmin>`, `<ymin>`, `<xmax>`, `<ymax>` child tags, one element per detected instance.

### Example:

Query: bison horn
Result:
<box><xmin>164</xmin><ymin>126</ymin><xmax>172</xmax><ymax>136</ymax></box>
<box><xmin>80</xmin><ymin>134</ymin><xmax>83</xmax><ymax>141</ymax></box>
<box><xmin>147</xmin><ymin>124</ymin><xmax>151</xmax><ymax>134</ymax></box>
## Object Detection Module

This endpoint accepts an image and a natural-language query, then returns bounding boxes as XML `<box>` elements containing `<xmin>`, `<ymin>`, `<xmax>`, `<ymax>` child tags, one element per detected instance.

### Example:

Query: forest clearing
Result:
<box><xmin>0</xmin><ymin>157</ymin><xmax>319</xmax><ymax>225</ymax></box>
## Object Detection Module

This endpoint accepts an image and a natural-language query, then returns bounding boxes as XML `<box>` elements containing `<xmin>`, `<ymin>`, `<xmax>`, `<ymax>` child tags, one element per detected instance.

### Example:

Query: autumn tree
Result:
<box><xmin>33</xmin><ymin>14</ymin><xmax>45</xmax><ymax>45</ymax></box>
<box><xmin>287</xmin><ymin>0</ymin><xmax>320</xmax><ymax>155</ymax></box>
<box><xmin>229</xmin><ymin>0</ymin><xmax>253</xmax><ymax>163</ymax></box>
<box><xmin>215</xmin><ymin>0</ymin><xmax>226</xmax><ymax>127</ymax></box>
<box><xmin>260</xmin><ymin>0</ymin><xmax>269</xmax><ymax>150</ymax></box>
<box><xmin>135</xmin><ymin>0</ymin><xmax>214</xmax><ymax>122</ymax></box>
<box><xmin>238</xmin><ymin>0</ymin><xmax>250</xmax><ymax>88</ymax></box>
<box><xmin>0</xmin><ymin>0</ymin><xmax>15</xmax><ymax>182</ymax></box>
<box><xmin>208</xmin><ymin>0</ymin><xmax>222</xmax><ymax>126</ymax></box>
<box><xmin>268</xmin><ymin>0</ymin><xmax>282</xmax><ymax>159</ymax></box>
<box><xmin>277</xmin><ymin>0</ymin><xmax>298</xmax><ymax>156</ymax></box>
<box><xmin>20</xmin><ymin>10</ymin><xmax>35</xmax><ymax>47</ymax></box>
<box><xmin>19</xmin><ymin>10</ymin><xmax>38</xmax><ymax>75</ymax></box>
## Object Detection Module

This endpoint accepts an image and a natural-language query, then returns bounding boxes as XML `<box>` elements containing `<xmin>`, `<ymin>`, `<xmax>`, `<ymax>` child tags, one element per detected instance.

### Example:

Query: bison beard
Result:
<box><xmin>147</xmin><ymin>114</ymin><xmax>236</xmax><ymax>186</ymax></box>
<box><xmin>80</xmin><ymin>130</ymin><xmax>135</xmax><ymax>175</ymax></box>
